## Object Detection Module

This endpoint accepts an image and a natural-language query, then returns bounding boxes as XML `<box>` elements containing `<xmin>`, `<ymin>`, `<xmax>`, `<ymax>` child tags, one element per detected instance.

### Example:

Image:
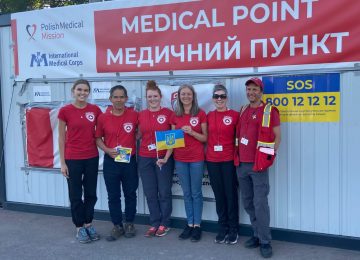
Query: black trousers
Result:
<box><xmin>103</xmin><ymin>154</ymin><xmax>139</xmax><ymax>225</ymax></box>
<box><xmin>207</xmin><ymin>160</ymin><xmax>239</xmax><ymax>230</ymax></box>
<box><xmin>66</xmin><ymin>156</ymin><xmax>99</xmax><ymax>227</ymax></box>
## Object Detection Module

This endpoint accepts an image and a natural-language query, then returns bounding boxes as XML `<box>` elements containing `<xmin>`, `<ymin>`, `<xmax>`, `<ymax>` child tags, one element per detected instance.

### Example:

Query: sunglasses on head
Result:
<box><xmin>212</xmin><ymin>94</ymin><xmax>227</xmax><ymax>99</ymax></box>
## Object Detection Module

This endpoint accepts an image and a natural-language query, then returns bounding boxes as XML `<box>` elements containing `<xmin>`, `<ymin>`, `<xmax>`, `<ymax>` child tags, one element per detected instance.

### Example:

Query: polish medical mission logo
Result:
<box><xmin>223</xmin><ymin>116</ymin><xmax>232</xmax><ymax>126</ymax></box>
<box><xmin>157</xmin><ymin>115</ymin><xmax>166</xmax><ymax>124</ymax></box>
<box><xmin>85</xmin><ymin>112</ymin><xmax>95</xmax><ymax>122</ymax></box>
<box><xmin>190</xmin><ymin>117</ymin><xmax>199</xmax><ymax>127</ymax></box>
<box><xmin>171</xmin><ymin>92</ymin><xmax>178</xmax><ymax>110</ymax></box>
<box><xmin>26</xmin><ymin>24</ymin><xmax>37</xmax><ymax>40</ymax></box>
<box><xmin>123</xmin><ymin>123</ymin><xmax>133</xmax><ymax>133</ymax></box>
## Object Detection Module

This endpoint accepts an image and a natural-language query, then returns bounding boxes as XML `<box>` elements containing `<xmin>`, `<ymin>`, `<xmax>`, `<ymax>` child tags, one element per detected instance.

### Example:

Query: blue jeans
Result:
<box><xmin>103</xmin><ymin>154</ymin><xmax>138</xmax><ymax>226</ymax></box>
<box><xmin>175</xmin><ymin>160</ymin><xmax>204</xmax><ymax>225</ymax></box>
<box><xmin>138</xmin><ymin>156</ymin><xmax>174</xmax><ymax>228</ymax></box>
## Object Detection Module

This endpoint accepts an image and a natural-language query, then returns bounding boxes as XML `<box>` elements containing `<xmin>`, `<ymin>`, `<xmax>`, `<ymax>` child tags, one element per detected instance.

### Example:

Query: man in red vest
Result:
<box><xmin>236</xmin><ymin>77</ymin><xmax>281</xmax><ymax>258</ymax></box>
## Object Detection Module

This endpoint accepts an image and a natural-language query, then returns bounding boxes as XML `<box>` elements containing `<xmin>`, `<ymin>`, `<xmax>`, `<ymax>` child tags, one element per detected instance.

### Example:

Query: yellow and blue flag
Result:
<box><xmin>155</xmin><ymin>129</ymin><xmax>185</xmax><ymax>151</ymax></box>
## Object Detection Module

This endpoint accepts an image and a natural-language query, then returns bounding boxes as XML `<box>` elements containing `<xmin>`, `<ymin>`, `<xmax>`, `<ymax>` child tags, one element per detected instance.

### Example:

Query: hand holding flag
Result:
<box><xmin>155</xmin><ymin>129</ymin><xmax>185</xmax><ymax>151</ymax></box>
<box><xmin>155</xmin><ymin>129</ymin><xmax>185</xmax><ymax>170</ymax></box>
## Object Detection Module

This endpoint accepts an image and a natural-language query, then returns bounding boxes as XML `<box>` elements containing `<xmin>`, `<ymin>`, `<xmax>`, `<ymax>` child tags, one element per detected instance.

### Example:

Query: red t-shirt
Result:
<box><xmin>237</xmin><ymin>105</ymin><xmax>280</xmax><ymax>162</ymax></box>
<box><xmin>58</xmin><ymin>103</ymin><xmax>102</xmax><ymax>160</ymax></box>
<box><xmin>170</xmin><ymin>109</ymin><xmax>207</xmax><ymax>162</ymax></box>
<box><xmin>206</xmin><ymin>109</ymin><xmax>239</xmax><ymax>162</ymax></box>
<box><xmin>95</xmin><ymin>108</ymin><xmax>138</xmax><ymax>155</ymax></box>
<box><xmin>138</xmin><ymin>108</ymin><xmax>173</xmax><ymax>158</ymax></box>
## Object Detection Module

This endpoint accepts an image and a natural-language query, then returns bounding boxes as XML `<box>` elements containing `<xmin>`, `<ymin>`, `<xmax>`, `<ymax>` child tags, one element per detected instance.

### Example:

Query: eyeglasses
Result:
<box><xmin>212</xmin><ymin>94</ymin><xmax>227</xmax><ymax>99</ymax></box>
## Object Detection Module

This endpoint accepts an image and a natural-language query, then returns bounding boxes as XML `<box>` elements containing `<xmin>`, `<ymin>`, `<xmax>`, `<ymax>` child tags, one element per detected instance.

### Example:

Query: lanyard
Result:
<box><xmin>214</xmin><ymin>110</ymin><xmax>223</xmax><ymax>146</ymax></box>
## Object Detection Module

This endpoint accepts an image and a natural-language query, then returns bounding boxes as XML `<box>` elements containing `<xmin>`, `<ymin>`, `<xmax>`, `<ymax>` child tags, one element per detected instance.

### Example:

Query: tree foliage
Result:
<box><xmin>0</xmin><ymin>0</ymin><xmax>89</xmax><ymax>14</ymax></box>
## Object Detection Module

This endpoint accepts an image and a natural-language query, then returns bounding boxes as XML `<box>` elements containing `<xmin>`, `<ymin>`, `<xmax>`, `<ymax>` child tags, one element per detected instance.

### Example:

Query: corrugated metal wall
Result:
<box><xmin>2</xmin><ymin>26</ymin><xmax>360</xmax><ymax>237</ymax></box>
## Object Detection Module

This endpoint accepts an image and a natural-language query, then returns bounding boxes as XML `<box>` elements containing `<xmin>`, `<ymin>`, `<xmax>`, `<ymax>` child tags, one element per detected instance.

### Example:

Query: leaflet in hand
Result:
<box><xmin>114</xmin><ymin>146</ymin><xmax>132</xmax><ymax>163</ymax></box>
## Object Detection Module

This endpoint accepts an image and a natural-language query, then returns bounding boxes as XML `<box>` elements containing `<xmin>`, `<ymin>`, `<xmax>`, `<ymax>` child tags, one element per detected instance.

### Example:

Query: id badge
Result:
<box><xmin>214</xmin><ymin>145</ymin><xmax>223</xmax><ymax>152</ymax></box>
<box><xmin>240</xmin><ymin>137</ymin><xmax>249</xmax><ymax>146</ymax></box>
<box><xmin>148</xmin><ymin>143</ymin><xmax>156</xmax><ymax>151</ymax></box>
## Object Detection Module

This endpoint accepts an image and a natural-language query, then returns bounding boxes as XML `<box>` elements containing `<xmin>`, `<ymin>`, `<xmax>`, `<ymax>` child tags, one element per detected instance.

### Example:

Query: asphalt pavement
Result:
<box><xmin>0</xmin><ymin>209</ymin><xmax>359</xmax><ymax>260</ymax></box>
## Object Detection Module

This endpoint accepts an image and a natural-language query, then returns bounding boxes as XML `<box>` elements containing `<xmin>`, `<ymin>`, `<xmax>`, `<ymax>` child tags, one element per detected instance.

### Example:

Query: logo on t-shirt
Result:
<box><xmin>123</xmin><ymin>123</ymin><xmax>133</xmax><ymax>133</ymax></box>
<box><xmin>157</xmin><ymin>115</ymin><xmax>166</xmax><ymax>124</ymax></box>
<box><xmin>85</xmin><ymin>112</ymin><xmax>95</xmax><ymax>122</ymax></box>
<box><xmin>190</xmin><ymin>117</ymin><xmax>199</xmax><ymax>127</ymax></box>
<box><xmin>223</xmin><ymin>116</ymin><xmax>232</xmax><ymax>126</ymax></box>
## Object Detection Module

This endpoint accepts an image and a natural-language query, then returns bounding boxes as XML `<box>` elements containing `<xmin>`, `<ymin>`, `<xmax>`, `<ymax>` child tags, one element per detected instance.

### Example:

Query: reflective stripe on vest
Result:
<box><xmin>262</xmin><ymin>103</ymin><xmax>272</xmax><ymax>128</ymax></box>
<box><xmin>257</xmin><ymin>104</ymin><xmax>274</xmax><ymax>148</ymax></box>
<box><xmin>257</xmin><ymin>141</ymin><xmax>275</xmax><ymax>148</ymax></box>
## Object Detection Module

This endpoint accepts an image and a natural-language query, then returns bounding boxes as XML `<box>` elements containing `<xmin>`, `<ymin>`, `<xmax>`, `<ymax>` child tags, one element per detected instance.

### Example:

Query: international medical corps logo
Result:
<box><xmin>85</xmin><ymin>112</ymin><xmax>95</xmax><ymax>122</ymax></box>
<box><xmin>190</xmin><ymin>117</ymin><xmax>199</xmax><ymax>127</ymax></box>
<box><xmin>30</xmin><ymin>52</ymin><xmax>48</xmax><ymax>67</ymax></box>
<box><xmin>223</xmin><ymin>116</ymin><xmax>232</xmax><ymax>126</ymax></box>
<box><xmin>157</xmin><ymin>115</ymin><xmax>166</xmax><ymax>124</ymax></box>
<box><xmin>26</xmin><ymin>24</ymin><xmax>37</xmax><ymax>40</ymax></box>
<box><xmin>123</xmin><ymin>123</ymin><xmax>133</xmax><ymax>133</ymax></box>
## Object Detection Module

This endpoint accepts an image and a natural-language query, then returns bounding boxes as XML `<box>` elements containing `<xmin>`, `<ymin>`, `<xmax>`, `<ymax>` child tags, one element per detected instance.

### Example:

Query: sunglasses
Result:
<box><xmin>212</xmin><ymin>94</ymin><xmax>227</xmax><ymax>99</ymax></box>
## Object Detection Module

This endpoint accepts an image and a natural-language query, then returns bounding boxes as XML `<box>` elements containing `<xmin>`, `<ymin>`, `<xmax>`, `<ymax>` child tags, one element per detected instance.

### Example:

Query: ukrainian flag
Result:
<box><xmin>155</xmin><ymin>129</ymin><xmax>185</xmax><ymax>151</ymax></box>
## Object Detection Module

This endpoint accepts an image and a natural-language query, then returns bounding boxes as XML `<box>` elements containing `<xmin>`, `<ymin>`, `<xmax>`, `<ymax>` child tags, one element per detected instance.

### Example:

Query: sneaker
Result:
<box><xmin>226</xmin><ymin>228</ymin><xmax>238</xmax><ymax>245</ymax></box>
<box><xmin>144</xmin><ymin>227</ymin><xmax>157</xmax><ymax>237</ymax></box>
<box><xmin>76</xmin><ymin>227</ymin><xmax>91</xmax><ymax>244</ymax></box>
<box><xmin>155</xmin><ymin>226</ymin><xmax>170</xmax><ymax>237</ymax></box>
<box><xmin>178</xmin><ymin>225</ymin><xmax>193</xmax><ymax>240</ymax></box>
<box><xmin>106</xmin><ymin>224</ymin><xmax>125</xmax><ymax>242</ymax></box>
<box><xmin>260</xmin><ymin>243</ymin><xmax>273</xmax><ymax>258</ymax></box>
<box><xmin>244</xmin><ymin>236</ymin><xmax>260</xmax><ymax>248</ymax></box>
<box><xmin>85</xmin><ymin>225</ymin><xmax>100</xmax><ymax>241</ymax></box>
<box><xmin>190</xmin><ymin>226</ymin><xmax>202</xmax><ymax>242</ymax></box>
<box><xmin>124</xmin><ymin>223</ymin><xmax>136</xmax><ymax>238</ymax></box>
<box><xmin>214</xmin><ymin>227</ymin><xmax>228</xmax><ymax>243</ymax></box>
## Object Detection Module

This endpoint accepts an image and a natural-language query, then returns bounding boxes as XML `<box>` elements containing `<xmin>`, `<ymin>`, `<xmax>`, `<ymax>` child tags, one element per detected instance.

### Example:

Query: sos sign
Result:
<box><xmin>287</xmin><ymin>80</ymin><xmax>313</xmax><ymax>91</ymax></box>
<box><xmin>262</xmin><ymin>74</ymin><xmax>340</xmax><ymax>122</ymax></box>
<box><xmin>262</xmin><ymin>74</ymin><xmax>339</xmax><ymax>95</ymax></box>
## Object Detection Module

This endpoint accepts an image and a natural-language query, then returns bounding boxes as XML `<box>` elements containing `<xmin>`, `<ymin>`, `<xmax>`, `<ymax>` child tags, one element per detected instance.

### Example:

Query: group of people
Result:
<box><xmin>58</xmin><ymin>77</ymin><xmax>281</xmax><ymax>258</ymax></box>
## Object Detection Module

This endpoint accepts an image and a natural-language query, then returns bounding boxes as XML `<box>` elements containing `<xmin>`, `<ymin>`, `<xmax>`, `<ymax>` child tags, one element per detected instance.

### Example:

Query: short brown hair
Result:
<box><xmin>72</xmin><ymin>79</ymin><xmax>90</xmax><ymax>92</ymax></box>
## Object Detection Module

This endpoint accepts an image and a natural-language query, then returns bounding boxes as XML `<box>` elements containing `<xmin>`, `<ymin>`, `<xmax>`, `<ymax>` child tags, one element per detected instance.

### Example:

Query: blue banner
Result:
<box><xmin>263</xmin><ymin>74</ymin><xmax>340</xmax><ymax>94</ymax></box>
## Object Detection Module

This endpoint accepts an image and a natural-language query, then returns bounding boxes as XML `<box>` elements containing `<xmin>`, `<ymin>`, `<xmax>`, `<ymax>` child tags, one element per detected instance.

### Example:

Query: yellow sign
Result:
<box><xmin>262</xmin><ymin>74</ymin><xmax>340</xmax><ymax>122</ymax></box>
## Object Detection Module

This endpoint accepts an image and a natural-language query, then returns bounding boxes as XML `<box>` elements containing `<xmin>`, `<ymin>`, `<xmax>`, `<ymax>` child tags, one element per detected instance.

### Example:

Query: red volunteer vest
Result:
<box><xmin>234</xmin><ymin>103</ymin><xmax>278</xmax><ymax>172</ymax></box>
